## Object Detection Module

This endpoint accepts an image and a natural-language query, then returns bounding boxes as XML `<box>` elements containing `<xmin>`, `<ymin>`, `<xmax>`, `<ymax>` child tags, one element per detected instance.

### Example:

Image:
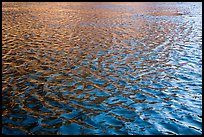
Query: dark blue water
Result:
<box><xmin>2</xmin><ymin>2</ymin><xmax>202</xmax><ymax>135</ymax></box>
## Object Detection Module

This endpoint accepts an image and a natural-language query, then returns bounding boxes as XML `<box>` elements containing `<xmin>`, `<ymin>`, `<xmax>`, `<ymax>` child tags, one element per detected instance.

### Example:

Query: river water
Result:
<box><xmin>2</xmin><ymin>2</ymin><xmax>202</xmax><ymax>135</ymax></box>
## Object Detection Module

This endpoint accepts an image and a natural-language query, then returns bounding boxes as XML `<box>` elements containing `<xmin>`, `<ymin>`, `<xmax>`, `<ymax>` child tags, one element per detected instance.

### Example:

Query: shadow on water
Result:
<box><xmin>2</xmin><ymin>2</ymin><xmax>202</xmax><ymax>135</ymax></box>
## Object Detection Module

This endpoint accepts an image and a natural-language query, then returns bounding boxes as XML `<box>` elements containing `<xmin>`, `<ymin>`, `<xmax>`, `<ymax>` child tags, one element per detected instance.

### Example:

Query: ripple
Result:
<box><xmin>2</xmin><ymin>2</ymin><xmax>202</xmax><ymax>135</ymax></box>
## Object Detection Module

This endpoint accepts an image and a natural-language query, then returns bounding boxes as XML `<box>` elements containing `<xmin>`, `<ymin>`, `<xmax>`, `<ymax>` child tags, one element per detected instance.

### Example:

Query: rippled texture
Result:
<box><xmin>2</xmin><ymin>2</ymin><xmax>202</xmax><ymax>135</ymax></box>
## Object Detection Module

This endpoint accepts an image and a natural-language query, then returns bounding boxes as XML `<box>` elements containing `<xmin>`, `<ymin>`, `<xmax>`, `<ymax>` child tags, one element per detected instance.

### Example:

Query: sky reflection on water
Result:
<box><xmin>2</xmin><ymin>2</ymin><xmax>202</xmax><ymax>135</ymax></box>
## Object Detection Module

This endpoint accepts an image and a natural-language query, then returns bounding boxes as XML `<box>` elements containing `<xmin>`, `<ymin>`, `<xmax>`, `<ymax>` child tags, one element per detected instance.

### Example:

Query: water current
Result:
<box><xmin>2</xmin><ymin>2</ymin><xmax>202</xmax><ymax>135</ymax></box>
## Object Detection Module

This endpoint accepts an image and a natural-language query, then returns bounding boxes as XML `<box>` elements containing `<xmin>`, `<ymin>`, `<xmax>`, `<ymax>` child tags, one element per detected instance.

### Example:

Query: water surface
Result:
<box><xmin>2</xmin><ymin>2</ymin><xmax>202</xmax><ymax>135</ymax></box>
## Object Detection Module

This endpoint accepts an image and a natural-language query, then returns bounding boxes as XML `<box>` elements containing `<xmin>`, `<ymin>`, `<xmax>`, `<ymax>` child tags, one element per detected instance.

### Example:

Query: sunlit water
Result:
<box><xmin>2</xmin><ymin>2</ymin><xmax>202</xmax><ymax>135</ymax></box>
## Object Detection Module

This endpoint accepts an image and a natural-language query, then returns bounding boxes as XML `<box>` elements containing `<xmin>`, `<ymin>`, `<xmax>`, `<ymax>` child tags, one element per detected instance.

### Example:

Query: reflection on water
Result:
<box><xmin>2</xmin><ymin>2</ymin><xmax>202</xmax><ymax>135</ymax></box>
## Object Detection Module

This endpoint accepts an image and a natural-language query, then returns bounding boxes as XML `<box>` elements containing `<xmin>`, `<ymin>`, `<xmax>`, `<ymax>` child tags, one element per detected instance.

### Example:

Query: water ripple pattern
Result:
<box><xmin>2</xmin><ymin>2</ymin><xmax>202</xmax><ymax>135</ymax></box>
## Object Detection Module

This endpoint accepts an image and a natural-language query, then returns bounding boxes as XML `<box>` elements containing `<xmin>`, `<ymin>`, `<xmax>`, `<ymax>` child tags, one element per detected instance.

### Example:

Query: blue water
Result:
<box><xmin>2</xmin><ymin>2</ymin><xmax>202</xmax><ymax>135</ymax></box>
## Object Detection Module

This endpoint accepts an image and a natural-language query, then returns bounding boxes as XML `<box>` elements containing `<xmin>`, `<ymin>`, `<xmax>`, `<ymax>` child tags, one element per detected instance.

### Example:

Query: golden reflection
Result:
<box><xmin>2</xmin><ymin>2</ymin><xmax>202</xmax><ymax>135</ymax></box>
